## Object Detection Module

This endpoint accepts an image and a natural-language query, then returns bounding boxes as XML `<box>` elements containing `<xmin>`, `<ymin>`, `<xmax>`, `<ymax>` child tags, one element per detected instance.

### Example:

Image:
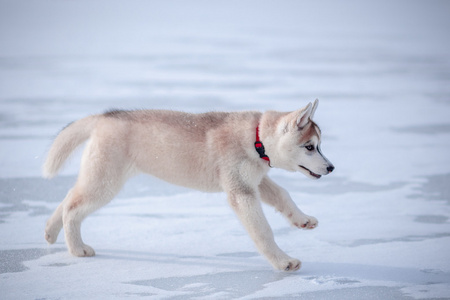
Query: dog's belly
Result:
<box><xmin>137</xmin><ymin>158</ymin><xmax>223</xmax><ymax>193</ymax></box>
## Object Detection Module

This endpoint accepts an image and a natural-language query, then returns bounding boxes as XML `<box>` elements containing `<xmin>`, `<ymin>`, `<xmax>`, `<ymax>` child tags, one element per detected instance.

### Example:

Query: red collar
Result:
<box><xmin>255</xmin><ymin>126</ymin><xmax>272</xmax><ymax>167</ymax></box>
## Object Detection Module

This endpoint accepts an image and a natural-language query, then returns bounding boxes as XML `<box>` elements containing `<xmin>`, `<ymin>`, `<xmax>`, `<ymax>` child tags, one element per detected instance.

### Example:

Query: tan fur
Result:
<box><xmin>43</xmin><ymin>99</ymin><xmax>334</xmax><ymax>271</ymax></box>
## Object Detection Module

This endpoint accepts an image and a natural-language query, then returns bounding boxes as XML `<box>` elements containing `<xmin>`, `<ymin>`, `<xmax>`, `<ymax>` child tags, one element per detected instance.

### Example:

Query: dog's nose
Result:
<box><xmin>327</xmin><ymin>165</ymin><xmax>335</xmax><ymax>173</ymax></box>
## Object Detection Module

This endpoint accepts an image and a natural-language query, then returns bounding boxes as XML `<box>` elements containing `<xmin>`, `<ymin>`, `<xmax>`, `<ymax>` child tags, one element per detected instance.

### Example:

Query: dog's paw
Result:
<box><xmin>45</xmin><ymin>221</ymin><xmax>62</xmax><ymax>244</ymax></box>
<box><xmin>284</xmin><ymin>259</ymin><xmax>302</xmax><ymax>272</ymax></box>
<box><xmin>45</xmin><ymin>230</ymin><xmax>57</xmax><ymax>244</ymax></box>
<box><xmin>274</xmin><ymin>258</ymin><xmax>302</xmax><ymax>272</ymax></box>
<box><xmin>69</xmin><ymin>244</ymin><xmax>96</xmax><ymax>257</ymax></box>
<box><xmin>293</xmin><ymin>215</ymin><xmax>318</xmax><ymax>230</ymax></box>
<box><xmin>269</xmin><ymin>253</ymin><xmax>302</xmax><ymax>272</ymax></box>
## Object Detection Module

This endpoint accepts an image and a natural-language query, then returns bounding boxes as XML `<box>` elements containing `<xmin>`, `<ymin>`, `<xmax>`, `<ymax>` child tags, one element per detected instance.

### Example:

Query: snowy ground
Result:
<box><xmin>1</xmin><ymin>1</ymin><xmax>450</xmax><ymax>299</ymax></box>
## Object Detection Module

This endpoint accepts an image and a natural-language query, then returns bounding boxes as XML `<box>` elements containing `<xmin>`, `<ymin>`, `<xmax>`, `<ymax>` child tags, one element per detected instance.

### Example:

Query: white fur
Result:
<box><xmin>43</xmin><ymin>100</ymin><xmax>334</xmax><ymax>271</ymax></box>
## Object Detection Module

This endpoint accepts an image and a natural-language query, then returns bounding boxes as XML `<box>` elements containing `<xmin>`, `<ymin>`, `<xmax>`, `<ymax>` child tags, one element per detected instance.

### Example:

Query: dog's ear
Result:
<box><xmin>295</xmin><ymin>102</ymin><xmax>313</xmax><ymax>129</ymax></box>
<box><xmin>310</xmin><ymin>98</ymin><xmax>319</xmax><ymax>120</ymax></box>
<box><xmin>280</xmin><ymin>102</ymin><xmax>312</xmax><ymax>133</ymax></box>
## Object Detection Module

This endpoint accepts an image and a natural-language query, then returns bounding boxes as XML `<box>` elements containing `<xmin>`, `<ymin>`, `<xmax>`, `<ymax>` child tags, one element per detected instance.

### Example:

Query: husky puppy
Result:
<box><xmin>43</xmin><ymin>99</ymin><xmax>334</xmax><ymax>271</ymax></box>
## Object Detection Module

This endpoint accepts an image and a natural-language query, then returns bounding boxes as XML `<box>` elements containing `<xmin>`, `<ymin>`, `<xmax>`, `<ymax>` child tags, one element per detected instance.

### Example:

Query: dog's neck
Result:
<box><xmin>255</xmin><ymin>111</ymin><xmax>290</xmax><ymax>169</ymax></box>
<box><xmin>255</xmin><ymin>126</ymin><xmax>272</xmax><ymax>167</ymax></box>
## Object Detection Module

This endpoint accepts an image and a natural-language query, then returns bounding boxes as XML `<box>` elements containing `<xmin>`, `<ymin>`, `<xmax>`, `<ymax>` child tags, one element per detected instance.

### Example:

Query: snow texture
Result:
<box><xmin>1</xmin><ymin>0</ymin><xmax>450</xmax><ymax>299</ymax></box>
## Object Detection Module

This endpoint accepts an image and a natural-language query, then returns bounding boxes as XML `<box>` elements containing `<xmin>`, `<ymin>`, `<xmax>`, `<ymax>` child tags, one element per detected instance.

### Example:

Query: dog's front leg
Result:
<box><xmin>259</xmin><ymin>176</ymin><xmax>318</xmax><ymax>229</ymax></box>
<box><xmin>227</xmin><ymin>189</ymin><xmax>301</xmax><ymax>271</ymax></box>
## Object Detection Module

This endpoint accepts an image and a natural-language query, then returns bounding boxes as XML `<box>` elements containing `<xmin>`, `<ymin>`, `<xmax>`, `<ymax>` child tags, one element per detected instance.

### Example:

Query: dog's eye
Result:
<box><xmin>305</xmin><ymin>145</ymin><xmax>314</xmax><ymax>151</ymax></box>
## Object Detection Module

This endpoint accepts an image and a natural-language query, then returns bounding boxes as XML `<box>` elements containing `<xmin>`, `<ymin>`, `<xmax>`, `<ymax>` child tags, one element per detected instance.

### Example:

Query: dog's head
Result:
<box><xmin>268</xmin><ymin>99</ymin><xmax>334</xmax><ymax>179</ymax></box>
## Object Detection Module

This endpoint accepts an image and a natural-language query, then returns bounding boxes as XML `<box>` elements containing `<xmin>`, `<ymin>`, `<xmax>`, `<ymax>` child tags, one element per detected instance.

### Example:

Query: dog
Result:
<box><xmin>43</xmin><ymin>99</ymin><xmax>334</xmax><ymax>271</ymax></box>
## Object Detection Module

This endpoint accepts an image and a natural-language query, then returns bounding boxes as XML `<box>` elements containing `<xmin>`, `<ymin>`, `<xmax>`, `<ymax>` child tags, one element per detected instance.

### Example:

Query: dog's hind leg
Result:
<box><xmin>227</xmin><ymin>188</ymin><xmax>301</xmax><ymax>271</ymax></box>
<box><xmin>259</xmin><ymin>176</ymin><xmax>318</xmax><ymax>229</ymax></box>
<box><xmin>61</xmin><ymin>140</ymin><xmax>131</xmax><ymax>257</ymax></box>
<box><xmin>45</xmin><ymin>190</ymin><xmax>71</xmax><ymax>244</ymax></box>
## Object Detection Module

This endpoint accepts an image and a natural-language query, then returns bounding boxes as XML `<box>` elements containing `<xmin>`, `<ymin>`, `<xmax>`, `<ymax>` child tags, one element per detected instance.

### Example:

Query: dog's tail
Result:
<box><xmin>43</xmin><ymin>115</ymin><xmax>99</xmax><ymax>178</ymax></box>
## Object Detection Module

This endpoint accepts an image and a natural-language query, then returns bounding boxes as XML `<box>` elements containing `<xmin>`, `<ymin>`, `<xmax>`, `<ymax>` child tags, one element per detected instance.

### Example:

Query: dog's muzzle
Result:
<box><xmin>299</xmin><ymin>166</ymin><xmax>322</xmax><ymax>179</ymax></box>
<box><xmin>300</xmin><ymin>164</ymin><xmax>334</xmax><ymax>179</ymax></box>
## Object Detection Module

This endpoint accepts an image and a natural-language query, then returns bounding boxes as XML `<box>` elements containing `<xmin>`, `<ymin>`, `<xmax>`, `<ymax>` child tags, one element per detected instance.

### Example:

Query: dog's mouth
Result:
<box><xmin>299</xmin><ymin>166</ymin><xmax>322</xmax><ymax>179</ymax></box>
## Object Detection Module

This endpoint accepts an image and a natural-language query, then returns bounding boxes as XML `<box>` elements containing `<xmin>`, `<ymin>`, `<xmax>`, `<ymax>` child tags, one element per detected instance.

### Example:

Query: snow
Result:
<box><xmin>1</xmin><ymin>0</ymin><xmax>450</xmax><ymax>299</ymax></box>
